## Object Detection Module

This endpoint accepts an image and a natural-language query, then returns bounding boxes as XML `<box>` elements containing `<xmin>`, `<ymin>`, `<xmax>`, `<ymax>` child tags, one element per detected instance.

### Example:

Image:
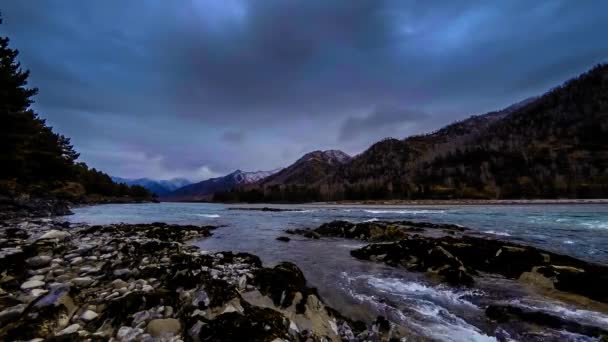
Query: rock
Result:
<box><xmin>72</xmin><ymin>276</ymin><xmax>93</xmax><ymax>287</ymax></box>
<box><xmin>26</xmin><ymin>255</ymin><xmax>52</xmax><ymax>268</ymax></box>
<box><xmin>114</xmin><ymin>268</ymin><xmax>132</xmax><ymax>278</ymax></box>
<box><xmin>238</xmin><ymin>275</ymin><xmax>247</xmax><ymax>290</ymax></box>
<box><xmin>486</xmin><ymin>305</ymin><xmax>608</xmax><ymax>337</ymax></box>
<box><xmin>276</xmin><ymin>236</ymin><xmax>290</xmax><ymax>242</ymax></box>
<box><xmin>57</xmin><ymin>323</ymin><xmax>81</xmax><ymax>335</ymax></box>
<box><xmin>37</xmin><ymin>230</ymin><xmax>71</xmax><ymax>241</ymax></box>
<box><xmin>350</xmin><ymin>231</ymin><xmax>608</xmax><ymax>297</ymax></box>
<box><xmin>0</xmin><ymin>304</ymin><xmax>27</xmax><ymax>324</ymax></box>
<box><xmin>117</xmin><ymin>326</ymin><xmax>144</xmax><ymax>341</ymax></box>
<box><xmin>21</xmin><ymin>279</ymin><xmax>45</xmax><ymax>290</ymax></box>
<box><xmin>146</xmin><ymin>318</ymin><xmax>181</xmax><ymax>337</ymax></box>
<box><xmin>31</xmin><ymin>288</ymin><xmax>48</xmax><ymax>297</ymax></box>
<box><xmin>80</xmin><ymin>309</ymin><xmax>98</xmax><ymax>321</ymax></box>
<box><xmin>70</xmin><ymin>256</ymin><xmax>84</xmax><ymax>265</ymax></box>
<box><xmin>111</xmin><ymin>278</ymin><xmax>128</xmax><ymax>289</ymax></box>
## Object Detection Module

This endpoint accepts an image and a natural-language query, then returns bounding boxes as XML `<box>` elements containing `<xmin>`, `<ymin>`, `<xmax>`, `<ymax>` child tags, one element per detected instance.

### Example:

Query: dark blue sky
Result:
<box><xmin>2</xmin><ymin>1</ymin><xmax>607</xmax><ymax>180</ymax></box>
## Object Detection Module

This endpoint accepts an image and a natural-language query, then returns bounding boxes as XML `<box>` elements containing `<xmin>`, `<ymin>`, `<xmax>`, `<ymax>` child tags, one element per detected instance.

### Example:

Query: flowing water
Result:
<box><xmin>62</xmin><ymin>203</ymin><xmax>608</xmax><ymax>341</ymax></box>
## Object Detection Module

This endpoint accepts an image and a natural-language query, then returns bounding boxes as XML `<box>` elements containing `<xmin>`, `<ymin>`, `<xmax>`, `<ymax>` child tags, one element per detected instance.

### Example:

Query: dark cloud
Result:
<box><xmin>339</xmin><ymin>107</ymin><xmax>426</xmax><ymax>142</ymax></box>
<box><xmin>221</xmin><ymin>130</ymin><xmax>247</xmax><ymax>143</ymax></box>
<box><xmin>1</xmin><ymin>1</ymin><xmax>607</xmax><ymax>180</ymax></box>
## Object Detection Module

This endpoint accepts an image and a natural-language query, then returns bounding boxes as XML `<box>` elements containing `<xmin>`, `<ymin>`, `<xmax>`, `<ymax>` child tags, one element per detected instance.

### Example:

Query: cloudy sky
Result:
<box><xmin>2</xmin><ymin>1</ymin><xmax>607</xmax><ymax>181</ymax></box>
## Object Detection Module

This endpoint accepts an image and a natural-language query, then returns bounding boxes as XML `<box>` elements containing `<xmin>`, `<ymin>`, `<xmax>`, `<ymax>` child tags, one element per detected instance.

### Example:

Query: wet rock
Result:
<box><xmin>253</xmin><ymin>262</ymin><xmax>311</xmax><ymax>309</ymax></box>
<box><xmin>486</xmin><ymin>304</ymin><xmax>608</xmax><ymax>338</ymax></box>
<box><xmin>276</xmin><ymin>236</ymin><xmax>290</xmax><ymax>242</ymax></box>
<box><xmin>146</xmin><ymin>318</ymin><xmax>181</xmax><ymax>337</ymax></box>
<box><xmin>198</xmin><ymin>305</ymin><xmax>290</xmax><ymax>341</ymax></box>
<box><xmin>290</xmin><ymin>219</ymin><xmax>467</xmax><ymax>242</ymax></box>
<box><xmin>351</xmin><ymin>233</ymin><xmax>608</xmax><ymax>298</ymax></box>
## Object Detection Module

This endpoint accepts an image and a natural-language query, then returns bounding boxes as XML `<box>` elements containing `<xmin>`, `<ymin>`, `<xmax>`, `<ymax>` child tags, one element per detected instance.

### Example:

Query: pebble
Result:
<box><xmin>37</xmin><ymin>229</ymin><xmax>71</xmax><ymax>240</ymax></box>
<box><xmin>20</xmin><ymin>280</ymin><xmax>45</xmax><ymax>290</ymax></box>
<box><xmin>57</xmin><ymin>323</ymin><xmax>81</xmax><ymax>335</ymax></box>
<box><xmin>72</xmin><ymin>277</ymin><xmax>94</xmax><ymax>287</ymax></box>
<box><xmin>80</xmin><ymin>310</ymin><xmax>99</xmax><ymax>321</ymax></box>
<box><xmin>26</xmin><ymin>255</ymin><xmax>52</xmax><ymax>268</ymax></box>
<box><xmin>146</xmin><ymin>318</ymin><xmax>181</xmax><ymax>337</ymax></box>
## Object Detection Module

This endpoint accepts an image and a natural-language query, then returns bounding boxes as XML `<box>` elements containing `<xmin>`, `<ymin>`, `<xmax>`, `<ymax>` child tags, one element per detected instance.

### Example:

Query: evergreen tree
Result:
<box><xmin>0</xmin><ymin>13</ymin><xmax>151</xmax><ymax>200</ymax></box>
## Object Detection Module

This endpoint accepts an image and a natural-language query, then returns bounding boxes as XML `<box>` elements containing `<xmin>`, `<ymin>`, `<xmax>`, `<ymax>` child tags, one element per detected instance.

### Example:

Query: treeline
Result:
<box><xmin>0</xmin><ymin>15</ymin><xmax>153</xmax><ymax>202</ymax></box>
<box><xmin>217</xmin><ymin>64</ymin><xmax>608</xmax><ymax>202</ymax></box>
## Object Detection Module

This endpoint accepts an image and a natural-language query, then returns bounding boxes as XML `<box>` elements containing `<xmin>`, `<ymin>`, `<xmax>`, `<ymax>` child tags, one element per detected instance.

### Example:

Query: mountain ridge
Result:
<box><xmin>111</xmin><ymin>177</ymin><xmax>192</xmax><ymax>196</ymax></box>
<box><xmin>215</xmin><ymin>63</ymin><xmax>608</xmax><ymax>202</ymax></box>
<box><xmin>163</xmin><ymin>169</ymin><xmax>280</xmax><ymax>201</ymax></box>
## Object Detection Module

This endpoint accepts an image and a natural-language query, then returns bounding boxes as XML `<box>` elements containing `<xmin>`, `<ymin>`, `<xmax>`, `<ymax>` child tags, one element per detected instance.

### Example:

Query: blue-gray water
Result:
<box><xmin>63</xmin><ymin>203</ymin><xmax>608</xmax><ymax>341</ymax></box>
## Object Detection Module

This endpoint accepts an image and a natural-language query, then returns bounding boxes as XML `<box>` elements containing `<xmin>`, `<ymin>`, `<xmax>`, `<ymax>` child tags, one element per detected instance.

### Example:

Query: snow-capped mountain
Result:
<box><xmin>112</xmin><ymin>177</ymin><xmax>192</xmax><ymax>196</ymax></box>
<box><xmin>163</xmin><ymin>169</ymin><xmax>280</xmax><ymax>201</ymax></box>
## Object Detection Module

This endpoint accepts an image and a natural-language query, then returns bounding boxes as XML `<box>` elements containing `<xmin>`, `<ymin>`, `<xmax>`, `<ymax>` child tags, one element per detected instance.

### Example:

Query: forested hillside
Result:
<box><xmin>217</xmin><ymin>64</ymin><xmax>608</xmax><ymax>202</ymax></box>
<box><xmin>0</xmin><ymin>16</ymin><xmax>153</xmax><ymax>206</ymax></box>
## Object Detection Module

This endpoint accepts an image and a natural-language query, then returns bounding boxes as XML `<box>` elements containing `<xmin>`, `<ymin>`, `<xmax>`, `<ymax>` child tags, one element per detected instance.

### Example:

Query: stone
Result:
<box><xmin>111</xmin><ymin>278</ymin><xmax>128</xmax><ymax>289</ymax></box>
<box><xmin>72</xmin><ymin>277</ymin><xmax>93</xmax><ymax>287</ymax></box>
<box><xmin>31</xmin><ymin>288</ymin><xmax>48</xmax><ymax>297</ymax></box>
<box><xmin>146</xmin><ymin>318</ymin><xmax>181</xmax><ymax>337</ymax></box>
<box><xmin>70</xmin><ymin>257</ymin><xmax>84</xmax><ymax>265</ymax></box>
<box><xmin>0</xmin><ymin>304</ymin><xmax>27</xmax><ymax>323</ymax></box>
<box><xmin>26</xmin><ymin>255</ymin><xmax>52</xmax><ymax>268</ymax></box>
<box><xmin>21</xmin><ymin>280</ymin><xmax>45</xmax><ymax>290</ymax></box>
<box><xmin>117</xmin><ymin>326</ymin><xmax>143</xmax><ymax>341</ymax></box>
<box><xmin>114</xmin><ymin>268</ymin><xmax>132</xmax><ymax>278</ymax></box>
<box><xmin>37</xmin><ymin>230</ymin><xmax>71</xmax><ymax>240</ymax></box>
<box><xmin>276</xmin><ymin>236</ymin><xmax>290</xmax><ymax>242</ymax></box>
<box><xmin>57</xmin><ymin>323</ymin><xmax>81</xmax><ymax>335</ymax></box>
<box><xmin>238</xmin><ymin>275</ymin><xmax>247</xmax><ymax>290</ymax></box>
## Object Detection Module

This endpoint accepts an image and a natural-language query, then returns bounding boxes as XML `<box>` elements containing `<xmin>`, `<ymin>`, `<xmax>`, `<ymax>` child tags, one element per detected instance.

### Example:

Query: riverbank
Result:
<box><xmin>0</xmin><ymin>219</ymin><xmax>398</xmax><ymax>341</ymax></box>
<box><xmin>288</xmin><ymin>220</ymin><xmax>608</xmax><ymax>340</ymax></box>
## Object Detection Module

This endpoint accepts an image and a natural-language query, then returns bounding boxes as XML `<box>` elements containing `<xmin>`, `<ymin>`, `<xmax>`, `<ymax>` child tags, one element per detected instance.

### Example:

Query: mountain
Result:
<box><xmin>163</xmin><ymin>169</ymin><xmax>280</xmax><ymax>201</ymax></box>
<box><xmin>217</xmin><ymin>64</ymin><xmax>608</xmax><ymax>202</ymax></box>
<box><xmin>112</xmin><ymin>177</ymin><xmax>192</xmax><ymax>196</ymax></box>
<box><xmin>260</xmin><ymin>150</ymin><xmax>351</xmax><ymax>186</ymax></box>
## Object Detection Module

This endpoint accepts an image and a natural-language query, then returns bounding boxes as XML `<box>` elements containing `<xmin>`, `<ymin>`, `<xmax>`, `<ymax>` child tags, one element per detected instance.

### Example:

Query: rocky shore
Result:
<box><xmin>290</xmin><ymin>220</ymin><xmax>608</xmax><ymax>340</ymax></box>
<box><xmin>0</xmin><ymin>219</ymin><xmax>400</xmax><ymax>341</ymax></box>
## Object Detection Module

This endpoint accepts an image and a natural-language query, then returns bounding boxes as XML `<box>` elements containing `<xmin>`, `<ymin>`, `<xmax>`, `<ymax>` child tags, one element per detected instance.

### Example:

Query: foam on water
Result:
<box><xmin>195</xmin><ymin>214</ymin><xmax>220</xmax><ymax>218</ymax></box>
<box><xmin>581</xmin><ymin>220</ymin><xmax>608</xmax><ymax>230</ymax></box>
<box><xmin>363</xmin><ymin>209</ymin><xmax>447</xmax><ymax>215</ymax></box>
<box><xmin>483</xmin><ymin>230</ymin><xmax>511</xmax><ymax>236</ymax></box>
<box><xmin>365</xmin><ymin>276</ymin><xmax>481</xmax><ymax>309</ymax></box>
<box><xmin>507</xmin><ymin>299</ymin><xmax>608</xmax><ymax>328</ymax></box>
<box><xmin>342</xmin><ymin>273</ymin><xmax>495</xmax><ymax>341</ymax></box>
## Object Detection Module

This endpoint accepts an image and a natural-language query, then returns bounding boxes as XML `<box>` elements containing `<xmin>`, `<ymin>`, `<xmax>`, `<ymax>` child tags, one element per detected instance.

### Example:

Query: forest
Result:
<box><xmin>0</xmin><ymin>16</ymin><xmax>153</xmax><ymax>202</ymax></box>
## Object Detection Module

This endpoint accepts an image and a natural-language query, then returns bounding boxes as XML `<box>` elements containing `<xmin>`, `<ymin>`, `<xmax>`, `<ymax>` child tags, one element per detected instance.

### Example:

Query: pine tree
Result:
<box><xmin>0</xmin><ymin>13</ymin><xmax>78</xmax><ymax>186</ymax></box>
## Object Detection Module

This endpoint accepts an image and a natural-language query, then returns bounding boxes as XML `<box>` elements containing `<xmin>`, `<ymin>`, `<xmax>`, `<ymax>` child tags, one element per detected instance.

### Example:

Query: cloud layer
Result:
<box><xmin>2</xmin><ymin>1</ymin><xmax>607</xmax><ymax>180</ymax></box>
